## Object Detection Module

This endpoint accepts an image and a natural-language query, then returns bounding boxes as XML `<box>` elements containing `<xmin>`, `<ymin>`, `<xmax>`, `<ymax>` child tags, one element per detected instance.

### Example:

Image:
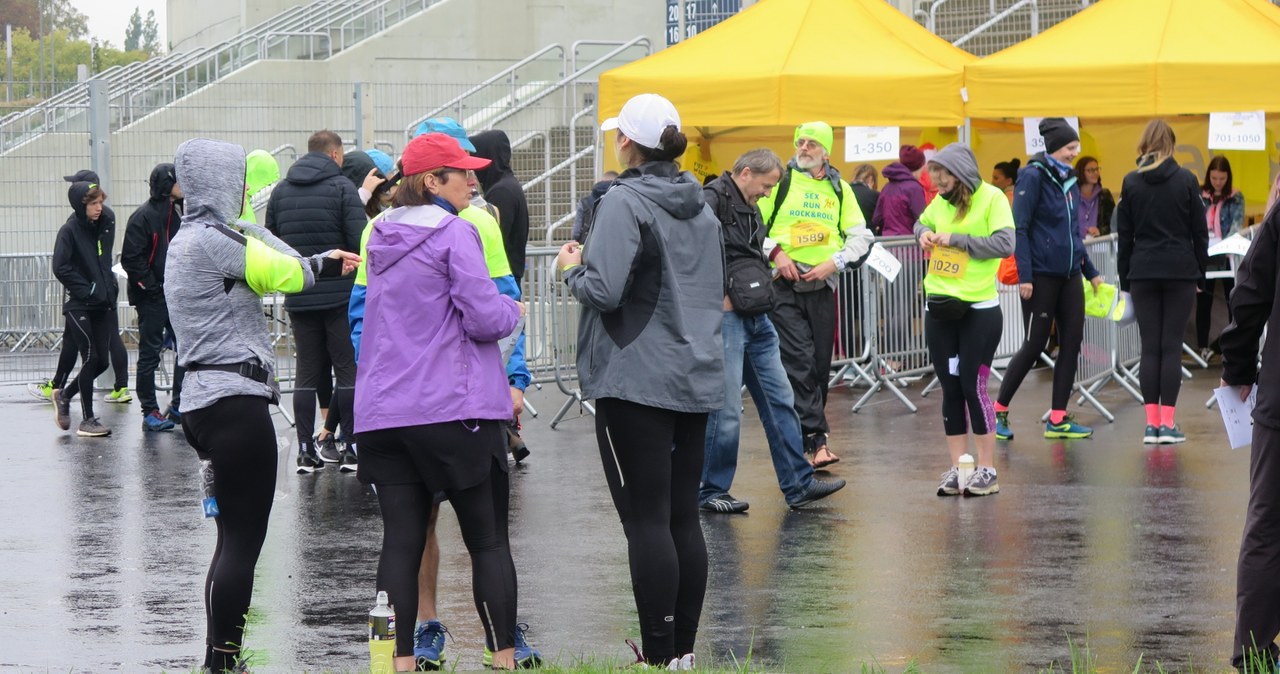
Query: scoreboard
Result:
<box><xmin>666</xmin><ymin>0</ymin><xmax>743</xmax><ymax>45</ymax></box>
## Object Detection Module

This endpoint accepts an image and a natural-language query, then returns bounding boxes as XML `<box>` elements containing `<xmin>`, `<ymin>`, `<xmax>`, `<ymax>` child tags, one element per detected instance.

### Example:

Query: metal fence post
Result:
<box><xmin>354</xmin><ymin>82</ymin><xmax>373</xmax><ymax>150</ymax></box>
<box><xmin>88</xmin><ymin>78</ymin><xmax>118</xmax><ymax>392</ymax></box>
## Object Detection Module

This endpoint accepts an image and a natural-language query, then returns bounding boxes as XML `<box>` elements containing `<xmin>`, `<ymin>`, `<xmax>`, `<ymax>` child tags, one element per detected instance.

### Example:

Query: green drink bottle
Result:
<box><xmin>369</xmin><ymin>591</ymin><xmax>396</xmax><ymax>674</ymax></box>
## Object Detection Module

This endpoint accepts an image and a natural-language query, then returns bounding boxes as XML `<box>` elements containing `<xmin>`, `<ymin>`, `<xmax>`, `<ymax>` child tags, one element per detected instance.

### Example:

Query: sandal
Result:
<box><xmin>811</xmin><ymin>445</ymin><xmax>840</xmax><ymax>469</ymax></box>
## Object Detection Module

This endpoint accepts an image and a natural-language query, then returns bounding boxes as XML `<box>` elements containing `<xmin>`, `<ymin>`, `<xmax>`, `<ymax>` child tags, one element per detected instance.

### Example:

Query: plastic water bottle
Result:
<box><xmin>957</xmin><ymin>453</ymin><xmax>976</xmax><ymax>488</ymax></box>
<box><xmin>199</xmin><ymin>460</ymin><xmax>219</xmax><ymax>518</ymax></box>
<box><xmin>369</xmin><ymin>591</ymin><xmax>396</xmax><ymax>674</ymax></box>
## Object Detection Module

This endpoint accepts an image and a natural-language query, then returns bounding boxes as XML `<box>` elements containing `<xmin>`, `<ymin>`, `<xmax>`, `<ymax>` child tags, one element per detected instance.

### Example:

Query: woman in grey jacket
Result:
<box><xmin>556</xmin><ymin>94</ymin><xmax>724</xmax><ymax>670</ymax></box>
<box><xmin>166</xmin><ymin>138</ymin><xmax>358</xmax><ymax>674</ymax></box>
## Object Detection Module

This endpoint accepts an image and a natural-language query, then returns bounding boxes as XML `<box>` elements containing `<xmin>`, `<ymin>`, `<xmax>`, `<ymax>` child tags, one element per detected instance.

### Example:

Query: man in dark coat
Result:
<box><xmin>121</xmin><ymin>162</ymin><xmax>185</xmax><ymax>430</ymax></box>
<box><xmin>266</xmin><ymin>130</ymin><xmax>365</xmax><ymax>472</ymax></box>
<box><xmin>470</xmin><ymin>130</ymin><xmax>530</xmax><ymax>279</ymax></box>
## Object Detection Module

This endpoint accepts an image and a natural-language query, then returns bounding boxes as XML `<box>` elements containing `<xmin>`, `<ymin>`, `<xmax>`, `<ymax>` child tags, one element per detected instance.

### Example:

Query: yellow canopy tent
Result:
<box><xmin>965</xmin><ymin>0</ymin><xmax>1280</xmax><ymax>117</ymax></box>
<box><xmin>598</xmin><ymin>0</ymin><xmax>976</xmax><ymax>129</ymax></box>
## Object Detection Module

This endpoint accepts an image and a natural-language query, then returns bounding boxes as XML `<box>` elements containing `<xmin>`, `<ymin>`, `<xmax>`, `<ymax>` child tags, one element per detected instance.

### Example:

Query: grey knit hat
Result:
<box><xmin>928</xmin><ymin>142</ymin><xmax>981</xmax><ymax>192</ymax></box>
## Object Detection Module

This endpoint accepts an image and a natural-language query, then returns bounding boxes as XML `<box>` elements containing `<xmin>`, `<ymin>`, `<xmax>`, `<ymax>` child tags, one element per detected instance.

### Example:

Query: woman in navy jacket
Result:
<box><xmin>993</xmin><ymin>118</ymin><xmax>1102</xmax><ymax>441</ymax></box>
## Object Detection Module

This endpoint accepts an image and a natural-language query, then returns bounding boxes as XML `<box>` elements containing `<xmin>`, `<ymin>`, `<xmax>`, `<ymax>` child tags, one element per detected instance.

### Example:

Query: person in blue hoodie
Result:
<box><xmin>993</xmin><ymin>118</ymin><xmax>1103</xmax><ymax>441</ymax></box>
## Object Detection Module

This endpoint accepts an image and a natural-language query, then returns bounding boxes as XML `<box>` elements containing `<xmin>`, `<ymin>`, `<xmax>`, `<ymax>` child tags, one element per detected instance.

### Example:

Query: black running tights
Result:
<box><xmin>55</xmin><ymin>312</ymin><xmax>128</xmax><ymax>391</ymax></box>
<box><xmin>374</xmin><ymin>458</ymin><xmax>516</xmax><ymax>658</ymax></box>
<box><xmin>595</xmin><ymin>398</ymin><xmax>708</xmax><ymax>665</ymax></box>
<box><xmin>182</xmin><ymin>395</ymin><xmax>277</xmax><ymax>668</ymax></box>
<box><xmin>1130</xmin><ymin>280</ymin><xmax>1196</xmax><ymax>405</ymax></box>
<box><xmin>996</xmin><ymin>273</ymin><xmax>1085</xmax><ymax>411</ymax></box>
<box><xmin>62</xmin><ymin>309</ymin><xmax>112</xmax><ymax>418</ymax></box>
<box><xmin>925</xmin><ymin>306</ymin><xmax>1003</xmax><ymax>436</ymax></box>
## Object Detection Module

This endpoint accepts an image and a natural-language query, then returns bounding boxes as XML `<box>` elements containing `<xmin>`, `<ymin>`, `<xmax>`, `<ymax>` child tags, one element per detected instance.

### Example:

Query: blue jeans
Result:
<box><xmin>701</xmin><ymin>311</ymin><xmax>815</xmax><ymax>506</ymax></box>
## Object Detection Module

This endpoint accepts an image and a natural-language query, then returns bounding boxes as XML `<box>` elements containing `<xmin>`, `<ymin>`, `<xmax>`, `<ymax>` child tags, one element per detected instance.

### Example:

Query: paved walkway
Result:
<box><xmin>0</xmin><ymin>365</ymin><xmax>1247</xmax><ymax>672</ymax></box>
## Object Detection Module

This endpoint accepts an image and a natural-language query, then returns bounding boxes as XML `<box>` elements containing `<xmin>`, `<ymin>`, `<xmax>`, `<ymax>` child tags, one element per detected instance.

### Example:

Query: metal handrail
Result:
<box><xmin>260</xmin><ymin>31</ymin><xmax>334</xmax><ymax>60</ymax></box>
<box><xmin>953</xmin><ymin>0</ymin><xmax>1038</xmax><ymax>47</ymax></box>
<box><xmin>403</xmin><ymin>43</ymin><xmax>568</xmax><ymax>139</ymax></box>
<box><xmin>485</xmin><ymin>36</ymin><xmax>649</xmax><ymax>132</ymax></box>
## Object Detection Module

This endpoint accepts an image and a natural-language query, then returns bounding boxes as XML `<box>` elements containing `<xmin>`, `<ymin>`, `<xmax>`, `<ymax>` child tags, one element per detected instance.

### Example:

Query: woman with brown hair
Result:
<box><xmin>1198</xmin><ymin>154</ymin><xmax>1247</xmax><ymax>359</ymax></box>
<box><xmin>1116</xmin><ymin>119</ymin><xmax>1208</xmax><ymax>443</ymax></box>
<box><xmin>1074</xmin><ymin>155</ymin><xmax>1115</xmax><ymax>237</ymax></box>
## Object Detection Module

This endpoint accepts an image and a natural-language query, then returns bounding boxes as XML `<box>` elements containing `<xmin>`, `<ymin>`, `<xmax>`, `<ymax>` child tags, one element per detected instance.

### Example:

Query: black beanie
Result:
<box><xmin>1039</xmin><ymin>118</ymin><xmax>1079</xmax><ymax>155</ymax></box>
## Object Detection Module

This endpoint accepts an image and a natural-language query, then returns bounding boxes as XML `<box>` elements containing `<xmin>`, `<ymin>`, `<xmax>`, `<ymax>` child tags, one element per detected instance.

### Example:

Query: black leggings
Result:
<box><xmin>996</xmin><ymin>274</ymin><xmax>1085</xmax><ymax>411</ymax></box>
<box><xmin>290</xmin><ymin>308</ymin><xmax>355</xmax><ymax>446</ymax></box>
<box><xmin>372</xmin><ymin>455</ymin><xmax>515</xmax><ymax>657</ymax></box>
<box><xmin>925</xmin><ymin>306</ymin><xmax>1003</xmax><ymax>436</ymax></box>
<box><xmin>181</xmin><ymin>395</ymin><xmax>277</xmax><ymax>666</ymax></box>
<box><xmin>1131</xmin><ymin>280</ymin><xmax>1196</xmax><ymax>405</ymax></box>
<box><xmin>53</xmin><ymin>314</ymin><xmax>127</xmax><ymax>390</ymax></box>
<box><xmin>1196</xmin><ymin>276</ymin><xmax>1235</xmax><ymax>349</ymax></box>
<box><xmin>63</xmin><ymin>309</ymin><xmax>112</xmax><ymax>418</ymax></box>
<box><xmin>595</xmin><ymin>398</ymin><xmax>708</xmax><ymax>665</ymax></box>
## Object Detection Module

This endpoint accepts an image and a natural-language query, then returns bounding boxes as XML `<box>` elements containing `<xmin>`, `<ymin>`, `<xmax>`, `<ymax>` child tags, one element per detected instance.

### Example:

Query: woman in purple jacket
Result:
<box><xmin>354</xmin><ymin>133</ymin><xmax>525</xmax><ymax>672</ymax></box>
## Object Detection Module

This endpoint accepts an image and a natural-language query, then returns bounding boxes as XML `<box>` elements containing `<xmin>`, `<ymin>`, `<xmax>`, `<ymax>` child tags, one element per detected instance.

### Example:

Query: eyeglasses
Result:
<box><xmin>795</xmin><ymin>139</ymin><xmax>823</xmax><ymax>150</ymax></box>
<box><xmin>1084</xmin><ymin>166</ymin><xmax>1100</xmax><ymax>173</ymax></box>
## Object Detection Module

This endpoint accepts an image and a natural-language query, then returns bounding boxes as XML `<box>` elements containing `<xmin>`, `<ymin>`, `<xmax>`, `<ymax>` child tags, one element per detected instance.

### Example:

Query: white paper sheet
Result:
<box><xmin>1207</xmin><ymin>233</ymin><xmax>1252</xmax><ymax>257</ymax></box>
<box><xmin>1214</xmin><ymin>385</ymin><xmax>1257</xmax><ymax>450</ymax></box>
<box><xmin>498</xmin><ymin>315</ymin><xmax>526</xmax><ymax>363</ymax></box>
<box><xmin>864</xmin><ymin>244</ymin><xmax>902</xmax><ymax>283</ymax></box>
<box><xmin>112</xmin><ymin>262</ymin><xmax>127</xmax><ymax>279</ymax></box>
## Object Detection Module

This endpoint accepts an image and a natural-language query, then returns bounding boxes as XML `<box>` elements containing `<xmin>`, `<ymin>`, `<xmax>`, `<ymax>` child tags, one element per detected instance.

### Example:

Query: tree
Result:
<box><xmin>124</xmin><ymin>7</ymin><xmax>142</xmax><ymax>52</ymax></box>
<box><xmin>142</xmin><ymin>9</ymin><xmax>159</xmax><ymax>56</ymax></box>
<box><xmin>0</xmin><ymin>0</ymin><xmax>41</xmax><ymax>36</ymax></box>
<box><xmin>46</xmin><ymin>0</ymin><xmax>89</xmax><ymax>40</ymax></box>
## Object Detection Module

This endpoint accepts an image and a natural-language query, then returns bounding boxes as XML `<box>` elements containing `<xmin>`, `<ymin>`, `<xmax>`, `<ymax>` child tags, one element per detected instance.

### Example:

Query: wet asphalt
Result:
<box><xmin>0</xmin><ymin>365</ymin><xmax>1251</xmax><ymax>673</ymax></box>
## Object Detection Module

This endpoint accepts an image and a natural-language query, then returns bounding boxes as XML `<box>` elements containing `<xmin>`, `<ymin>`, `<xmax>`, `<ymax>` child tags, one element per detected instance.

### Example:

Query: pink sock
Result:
<box><xmin>1144</xmin><ymin>404</ymin><xmax>1160</xmax><ymax>426</ymax></box>
<box><xmin>1160</xmin><ymin>405</ymin><xmax>1176</xmax><ymax>428</ymax></box>
<box><xmin>1049</xmin><ymin>409</ymin><xmax>1067</xmax><ymax>425</ymax></box>
<box><xmin>994</xmin><ymin>402</ymin><xmax>1009</xmax><ymax>413</ymax></box>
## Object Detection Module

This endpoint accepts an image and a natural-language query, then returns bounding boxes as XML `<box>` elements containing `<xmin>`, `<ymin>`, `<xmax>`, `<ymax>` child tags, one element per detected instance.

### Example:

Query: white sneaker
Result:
<box><xmin>666</xmin><ymin>654</ymin><xmax>695</xmax><ymax>670</ymax></box>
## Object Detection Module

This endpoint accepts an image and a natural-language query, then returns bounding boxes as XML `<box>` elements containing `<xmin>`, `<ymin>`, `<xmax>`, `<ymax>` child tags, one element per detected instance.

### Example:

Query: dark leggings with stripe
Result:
<box><xmin>594</xmin><ymin>398</ymin><xmax>708</xmax><ymax>666</ymax></box>
<box><xmin>996</xmin><ymin>273</ymin><xmax>1085</xmax><ymax>411</ymax></box>
<box><xmin>62</xmin><ymin>309</ymin><xmax>112</xmax><ymax>418</ymax></box>
<box><xmin>925</xmin><ymin>305</ymin><xmax>1004</xmax><ymax>435</ymax></box>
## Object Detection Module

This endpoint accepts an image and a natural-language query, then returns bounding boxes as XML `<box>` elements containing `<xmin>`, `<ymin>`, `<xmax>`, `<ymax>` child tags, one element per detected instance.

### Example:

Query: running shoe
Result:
<box><xmin>667</xmin><ymin>654</ymin><xmax>695</xmax><ymax>670</ymax></box>
<box><xmin>963</xmin><ymin>467</ymin><xmax>1000</xmax><ymax>496</ymax></box>
<box><xmin>316</xmin><ymin>434</ymin><xmax>341</xmax><ymax>463</ymax></box>
<box><xmin>339</xmin><ymin>447</ymin><xmax>358</xmax><ymax>473</ymax></box>
<box><xmin>1143</xmin><ymin>425</ymin><xmax>1161</xmax><ymax>444</ymax></box>
<box><xmin>104</xmin><ymin>386</ymin><xmax>132</xmax><ymax>404</ymax></box>
<box><xmin>700</xmin><ymin>493</ymin><xmax>749</xmax><ymax>514</ymax></box>
<box><xmin>937</xmin><ymin>467</ymin><xmax>961</xmax><ymax>496</ymax></box>
<box><xmin>143</xmin><ymin>409</ymin><xmax>176</xmax><ymax>432</ymax></box>
<box><xmin>77</xmin><ymin>417</ymin><xmax>111</xmax><ymax>437</ymax></box>
<box><xmin>165</xmin><ymin>404</ymin><xmax>183</xmax><ymax>425</ymax></box>
<box><xmin>53</xmin><ymin>389</ymin><xmax>71</xmax><ymax>431</ymax></box>
<box><xmin>27</xmin><ymin>379</ymin><xmax>54</xmax><ymax>401</ymax></box>
<box><xmin>413</xmin><ymin>619</ymin><xmax>448</xmax><ymax>671</ymax></box>
<box><xmin>1044</xmin><ymin>415</ymin><xmax>1093</xmax><ymax>439</ymax></box>
<box><xmin>995</xmin><ymin>411</ymin><xmax>1013</xmax><ymax>441</ymax></box>
<box><xmin>482</xmin><ymin>622</ymin><xmax>541</xmax><ymax>669</ymax></box>
<box><xmin>789</xmin><ymin>478</ymin><xmax>847</xmax><ymax>509</ymax></box>
<box><xmin>295</xmin><ymin>443</ymin><xmax>324</xmax><ymax>474</ymax></box>
<box><xmin>1158</xmin><ymin>425</ymin><xmax>1186</xmax><ymax>444</ymax></box>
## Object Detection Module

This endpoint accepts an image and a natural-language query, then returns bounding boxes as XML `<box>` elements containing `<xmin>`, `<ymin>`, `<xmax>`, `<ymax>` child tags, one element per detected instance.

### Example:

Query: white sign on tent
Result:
<box><xmin>1208</xmin><ymin>112</ymin><xmax>1266</xmax><ymax>151</ymax></box>
<box><xmin>1023</xmin><ymin>117</ymin><xmax>1080</xmax><ymax>155</ymax></box>
<box><xmin>844</xmin><ymin>126</ymin><xmax>900</xmax><ymax>162</ymax></box>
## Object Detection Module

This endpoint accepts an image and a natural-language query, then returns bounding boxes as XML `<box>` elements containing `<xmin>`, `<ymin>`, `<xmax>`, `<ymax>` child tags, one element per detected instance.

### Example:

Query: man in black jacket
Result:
<box><xmin>51</xmin><ymin>181</ymin><xmax>118</xmax><ymax>437</ymax></box>
<box><xmin>470</xmin><ymin>130</ymin><xmax>530</xmax><ymax>279</ymax></box>
<box><xmin>121</xmin><ymin>162</ymin><xmax>185</xmax><ymax>431</ymax></box>
<box><xmin>700</xmin><ymin>149</ymin><xmax>846</xmax><ymax>513</ymax></box>
<box><xmin>266</xmin><ymin>130</ymin><xmax>365</xmax><ymax>472</ymax></box>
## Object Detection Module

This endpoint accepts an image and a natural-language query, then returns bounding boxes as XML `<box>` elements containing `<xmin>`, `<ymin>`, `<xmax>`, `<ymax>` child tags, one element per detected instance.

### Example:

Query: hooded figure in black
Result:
<box><xmin>470</xmin><ymin>130</ymin><xmax>530</xmax><ymax>278</ymax></box>
<box><xmin>51</xmin><ymin>181</ymin><xmax>118</xmax><ymax>435</ymax></box>
<box><xmin>121</xmin><ymin>162</ymin><xmax>186</xmax><ymax>425</ymax></box>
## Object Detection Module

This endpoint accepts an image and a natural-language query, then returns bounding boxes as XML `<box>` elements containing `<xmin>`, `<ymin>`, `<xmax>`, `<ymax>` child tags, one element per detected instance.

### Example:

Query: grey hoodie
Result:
<box><xmin>565</xmin><ymin>161</ymin><xmax>725</xmax><ymax>413</ymax></box>
<box><xmin>166</xmin><ymin>138</ymin><xmax>332</xmax><ymax>413</ymax></box>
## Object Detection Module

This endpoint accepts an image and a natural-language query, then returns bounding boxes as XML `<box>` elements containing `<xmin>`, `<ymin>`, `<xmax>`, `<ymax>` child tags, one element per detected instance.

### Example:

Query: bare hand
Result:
<box><xmin>933</xmin><ymin>232</ymin><xmax>952</xmax><ymax>247</ymax></box>
<box><xmin>774</xmin><ymin>250</ymin><xmax>800</xmax><ymax>282</ymax></box>
<box><xmin>516</xmin><ymin>301</ymin><xmax>527</xmax><ymax>318</ymax></box>
<box><xmin>1221</xmin><ymin>379</ymin><xmax>1252</xmax><ymax>402</ymax></box>
<box><xmin>510</xmin><ymin>387</ymin><xmax>525</xmax><ymax>417</ymax></box>
<box><xmin>556</xmin><ymin>242</ymin><xmax>582</xmax><ymax>271</ymax></box>
<box><xmin>1091</xmin><ymin>276</ymin><xmax>1103</xmax><ymax>294</ymax></box>
<box><xmin>1087</xmin><ymin>227</ymin><xmax>1101</xmax><ymax>237</ymax></box>
<box><xmin>801</xmin><ymin>259</ymin><xmax>838</xmax><ymax>282</ymax></box>
<box><xmin>328</xmin><ymin>249</ymin><xmax>362</xmax><ymax>276</ymax></box>
<box><xmin>362</xmin><ymin>168</ymin><xmax>386</xmax><ymax>195</ymax></box>
<box><xmin>918</xmin><ymin>231</ymin><xmax>938</xmax><ymax>251</ymax></box>
<box><xmin>1018</xmin><ymin>282</ymin><xmax>1034</xmax><ymax>300</ymax></box>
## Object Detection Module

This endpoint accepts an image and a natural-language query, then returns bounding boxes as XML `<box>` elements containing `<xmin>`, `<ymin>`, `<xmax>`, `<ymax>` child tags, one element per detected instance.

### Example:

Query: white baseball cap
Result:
<box><xmin>600</xmin><ymin>93</ymin><xmax>681</xmax><ymax>150</ymax></box>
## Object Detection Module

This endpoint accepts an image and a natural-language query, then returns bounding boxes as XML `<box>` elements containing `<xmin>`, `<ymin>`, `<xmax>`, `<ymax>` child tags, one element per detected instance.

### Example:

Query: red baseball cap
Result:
<box><xmin>401</xmin><ymin>133</ymin><xmax>491</xmax><ymax>176</ymax></box>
